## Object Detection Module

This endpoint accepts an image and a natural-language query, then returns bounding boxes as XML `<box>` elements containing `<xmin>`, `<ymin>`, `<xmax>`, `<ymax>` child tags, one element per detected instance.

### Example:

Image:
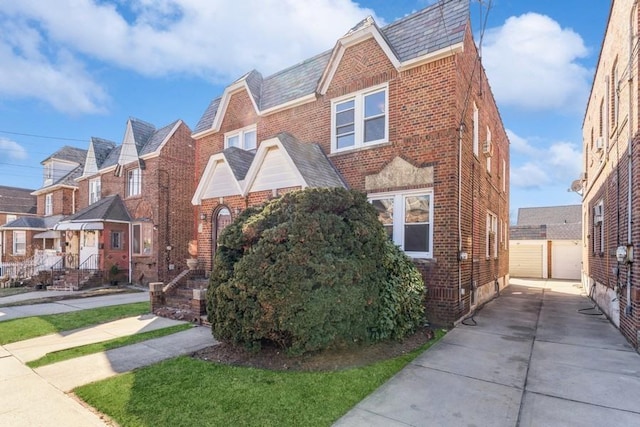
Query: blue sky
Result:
<box><xmin>0</xmin><ymin>0</ymin><xmax>611</xmax><ymax>221</ymax></box>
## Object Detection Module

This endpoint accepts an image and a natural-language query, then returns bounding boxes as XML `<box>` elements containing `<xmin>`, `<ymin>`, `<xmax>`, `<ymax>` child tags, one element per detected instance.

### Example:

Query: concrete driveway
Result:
<box><xmin>335</xmin><ymin>278</ymin><xmax>640</xmax><ymax>426</ymax></box>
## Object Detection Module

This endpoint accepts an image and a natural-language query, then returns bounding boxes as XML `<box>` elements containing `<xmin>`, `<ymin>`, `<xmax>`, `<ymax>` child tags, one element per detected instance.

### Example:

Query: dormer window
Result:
<box><xmin>44</xmin><ymin>162</ymin><xmax>54</xmax><ymax>186</ymax></box>
<box><xmin>225</xmin><ymin>125</ymin><xmax>257</xmax><ymax>150</ymax></box>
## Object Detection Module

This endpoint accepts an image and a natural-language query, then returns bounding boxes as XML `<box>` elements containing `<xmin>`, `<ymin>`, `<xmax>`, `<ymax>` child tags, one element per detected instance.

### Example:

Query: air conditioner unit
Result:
<box><xmin>594</xmin><ymin>203</ymin><xmax>603</xmax><ymax>223</ymax></box>
<box><xmin>595</xmin><ymin>136</ymin><xmax>604</xmax><ymax>151</ymax></box>
<box><xmin>482</xmin><ymin>140</ymin><xmax>494</xmax><ymax>156</ymax></box>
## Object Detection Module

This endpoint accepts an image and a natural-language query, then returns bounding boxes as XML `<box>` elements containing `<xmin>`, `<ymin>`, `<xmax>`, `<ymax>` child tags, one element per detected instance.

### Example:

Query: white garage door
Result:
<box><xmin>551</xmin><ymin>240</ymin><xmax>581</xmax><ymax>280</ymax></box>
<box><xmin>510</xmin><ymin>244</ymin><xmax>543</xmax><ymax>278</ymax></box>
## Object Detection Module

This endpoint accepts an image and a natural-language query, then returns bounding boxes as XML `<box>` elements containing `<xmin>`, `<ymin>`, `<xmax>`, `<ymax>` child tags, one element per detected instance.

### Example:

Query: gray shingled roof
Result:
<box><xmin>129</xmin><ymin>118</ymin><xmax>156</xmax><ymax>153</ymax></box>
<box><xmin>194</xmin><ymin>0</ymin><xmax>469</xmax><ymax>134</ymax></box>
<box><xmin>61</xmin><ymin>194</ymin><xmax>131</xmax><ymax>223</ymax></box>
<box><xmin>56</xmin><ymin>166</ymin><xmax>83</xmax><ymax>187</ymax></box>
<box><xmin>101</xmin><ymin>145</ymin><xmax>122</xmax><ymax>169</ymax></box>
<box><xmin>90</xmin><ymin>137</ymin><xmax>117</xmax><ymax>169</ymax></box>
<box><xmin>517</xmin><ymin>205</ymin><xmax>581</xmax><ymax>226</ymax></box>
<box><xmin>276</xmin><ymin>132</ymin><xmax>347</xmax><ymax>189</ymax></box>
<box><xmin>224</xmin><ymin>147</ymin><xmax>255</xmax><ymax>181</ymax></box>
<box><xmin>0</xmin><ymin>185</ymin><xmax>37</xmax><ymax>214</ymax></box>
<box><xmin>547</xmin><ymin>223</ymin><xmax>582</xmax><ymax>240</ymax></box>
<box><xmin>41</xmin><ymin>145</ymin><xmax>87</xmax><ymax>165</ymax></box>
<box><xmin>139</xmin><ymin>120</ymin><xmax>180</xmax><ymax>156</ymax></box>
<box><xmin>1</xmin><ymin>216</ymin><xmax>45</xmax><ymax>229</ymax></box>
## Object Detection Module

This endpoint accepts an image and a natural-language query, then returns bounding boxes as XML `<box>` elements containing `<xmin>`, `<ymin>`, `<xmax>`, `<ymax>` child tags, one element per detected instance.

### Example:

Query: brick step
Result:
<box><xmin>186</xmin><ymin>278</ymin><xmax>208</xmax><ymax>289</ymax></box>
<box><xmin>164</xmin><ymin>297</ymin><xmax>193</xmax><ymax>311</ymax></box>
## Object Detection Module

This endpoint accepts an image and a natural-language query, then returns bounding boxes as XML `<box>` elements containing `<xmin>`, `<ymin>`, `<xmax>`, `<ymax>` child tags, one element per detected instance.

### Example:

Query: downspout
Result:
<box><xmin>625</xmin><ymin>2</ymin><xmax>637</xmax><ymax>315</ymax></box>
<box><xmin>128</xmin><ymin>222</ymin><xmax>133</xmax><ymax>284</ymax></box>
<box><xmin>458</xmin><ymin>124</ymin><xmax>463</xmax><ymax>310</ymax></box>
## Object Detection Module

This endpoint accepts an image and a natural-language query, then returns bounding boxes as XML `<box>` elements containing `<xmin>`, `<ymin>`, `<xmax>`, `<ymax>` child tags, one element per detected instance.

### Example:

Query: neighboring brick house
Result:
<box><xmin>582</xmin><ymin>0</ymin><xmax>640</xmax><ymax>349</ymax></box>
<box><xmin>191</xmin><ymin>0</ymin><xmax>509</xmax><ymax>325</ymax></box>
<box><xmin>0</xmin><ymin>146</ymin><xmax>85</xmax><ymax>266</ymax></box>
<box><xmin>0</xmin><ymin>185</ymin><xmax>37</xmax><ymax>265</ymax></box>
<box><xmin>509</xmin><ymin>205</ymin><xmax>582</xmax><ymax>280</ymax></box>
<box><xmin>67</xmin><ymin>117</ymin><xmax>196</xmax><ymax>286</ymax></box>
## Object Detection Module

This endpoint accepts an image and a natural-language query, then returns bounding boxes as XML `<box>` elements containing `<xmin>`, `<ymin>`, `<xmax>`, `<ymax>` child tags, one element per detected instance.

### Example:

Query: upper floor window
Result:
<box><xmin>225</xmin><ymin>125</ymin><xmax>257</xmax><ymax>151</ymax></box>
<box><xmin>370</xmin><ymin>189</ymin><xmax>433</xmax><ymax>258</ymax></box>
<box><xmin>45</xmin><ymin>193</ymin><xmax>53</xmax><ymax>216</ymax></box>
<box><xmin>485</xmin><ymin>126</ymin><xmax>492</xmax><ymax>173</ymax></box>
<box><xmin>13</xmin><ymin>230</ymin><xmax>26</xmax><ymax>255</ymax></box>
<box><xmin>89</xmin><ymin>178</ymin><xmax>101</xmax><ymax>205</ymax></box>
<box><xmin>593</xmin><ymin>200</ymin><xmax>604</xmax><ymax>254</ymax></box>
<box><xmin>5</xmin><ymin>214</ymin><xmax>16</xmax><ymax>225</ymax></box>
<box><xmin>127</xmin><ymin>168</ymin><xmax>141</xmax><ymax>197</ymax></box>
<box><xmin>332</xmin><ymin>85</ymin><xmax>388</xmax><ymax>152</ymax></box>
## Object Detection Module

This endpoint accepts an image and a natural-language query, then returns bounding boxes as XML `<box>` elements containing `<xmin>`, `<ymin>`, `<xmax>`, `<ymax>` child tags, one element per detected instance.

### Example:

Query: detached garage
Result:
<box><xmin>509</xmin><ymin>205</ymin><xmax>582</xmax><ymax>280</ymax></box>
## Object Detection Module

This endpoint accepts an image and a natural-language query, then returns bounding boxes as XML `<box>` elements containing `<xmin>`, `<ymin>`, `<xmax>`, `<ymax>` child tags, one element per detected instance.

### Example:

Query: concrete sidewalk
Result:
<box><xmin>0</xmin><ymin>291</ymin><xmax>149</xmax><ymax>321</ymax></box>
<box><xmin>335</xmin><ymin>278</ymin><xmax>640</xmax><ymax>426</ymax></box>
<box><xmin>0</xmin><ymin>288</ymin><xmax>217</xmax><ymax>427</ymax></box>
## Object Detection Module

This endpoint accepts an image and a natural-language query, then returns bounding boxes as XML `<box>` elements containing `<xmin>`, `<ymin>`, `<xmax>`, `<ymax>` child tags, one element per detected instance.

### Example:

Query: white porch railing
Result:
<box><xmin>0</xmin><ymin>250</ymin><xmax>62</xmax><ymax>283</ymax></box>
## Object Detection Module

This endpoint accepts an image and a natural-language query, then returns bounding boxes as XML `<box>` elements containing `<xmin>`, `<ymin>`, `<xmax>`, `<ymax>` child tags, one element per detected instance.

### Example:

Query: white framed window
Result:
<box><xmin>486</xmin><ymin>211</ymin><xmax>498</xmax><ymax>259</ymax></box>
<box><xmin>369</xmin><ymin>189</ymin><xmax>433</xmax><ymax>258</ymax></box>
<box><xmin>5</xmin><ymin>214</ymin><xmax>16</xmax><ymax>225</ymax></box>
<box><xmin>89</xmin><ymin>178</ymin><xmax>101</xmax><ymax>204</ymax></box>
<box><xmin>132</xmin><ymin>222</ymin><xmax>153</xmax><ymax>256</ymax></box>
<box><xmin>593</xmin><ymin>200</ymin><xmax>604</xmax><ymax>254</ymax></box>
<box><xmin>225</xmin><ymin>125</ymin><xmax>257</xmax><ymax>150</ymax></box>
<box><xmin>473</xmin><ymin>102</ymin><xmax>479</xmax><ymax>157</ymax></box>
<box><xmin>331</xmin><ymin>84</ymin><xmax>388</xmax><ymax>152</ymax></box>
<box><xmin>502</xmin><ymin>159</ymin><xmax>506</xmax><ymax>192</ymax></box>
<box><xmin>13</xmin><ymin>230</ymin><xmax>26</xmax><ymax>255</ymax></box>
<box><xmin>485</xmin><ymin>126</ymin><xmax>492</xmax><ymax>173</ymax></box>
<box><xmin>45</xmin><ymin>193</ymin><xmax>53</xmax><ymax>216</ymax></box>
<box><xmin>127</xmin><ymin>168</ymin><xmax>141</xmax><ymax>197</ymax></box>
<box><xmin>111</xmin><ymin>231</ymin><xmax>123</xmax><ymax>250</ymax></box>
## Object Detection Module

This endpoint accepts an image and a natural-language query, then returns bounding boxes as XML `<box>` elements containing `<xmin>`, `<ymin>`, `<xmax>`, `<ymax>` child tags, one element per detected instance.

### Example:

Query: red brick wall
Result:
<box><xmin>194</xmin><ymin>28</ymin><xmax>509</xmax><ymax>325</ymax></box>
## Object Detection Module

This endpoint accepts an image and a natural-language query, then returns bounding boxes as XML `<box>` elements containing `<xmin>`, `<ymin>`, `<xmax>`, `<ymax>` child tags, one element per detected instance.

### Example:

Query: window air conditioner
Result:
<box><xmin>594</xmin><ymin>203</ymin><xmax>603</xmax><ymax>223</ymax></box>
<box><xmin>482</xmin><ymin>140</ymin><xmax>493</xmax><ymax>156</ymax></box>
<box><xmin>595</xmin><ymin>136</ymin><xmax>604</xmax><ymax>151</ymax></box>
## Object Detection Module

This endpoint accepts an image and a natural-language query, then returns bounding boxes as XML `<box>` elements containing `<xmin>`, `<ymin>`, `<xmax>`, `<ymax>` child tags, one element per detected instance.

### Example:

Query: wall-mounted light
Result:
<box><xmin>200</xmin><ymin>212</ymin><xmax>207</xmax><ymax>221</ymax></box>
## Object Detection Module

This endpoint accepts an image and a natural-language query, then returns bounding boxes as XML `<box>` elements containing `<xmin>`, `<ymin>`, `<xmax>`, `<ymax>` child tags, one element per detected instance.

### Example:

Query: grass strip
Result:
<box><xmin>0</xmin><ymin>302</ymin><xmax>150</xmax><ymax>345</ymax></box>
<box><xmin>75</xmin><ymin>329</ymin><xmax>446</xmax><ymax>427</ymax></box>
<box><xmin>27</xmin><ymin>323</ymin><xmax>193</xmax><ymax>368</ymax></box>
<box><xmin>0</xmin><ymin>287</ymin><xmax>31</xmax><ymax>298</ymax></box>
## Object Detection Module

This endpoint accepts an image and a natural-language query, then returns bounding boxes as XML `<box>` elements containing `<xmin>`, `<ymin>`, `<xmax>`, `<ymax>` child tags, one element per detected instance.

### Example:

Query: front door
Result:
<box><xmin>212</xmin><ymin>207</ymin><xmax>232</xmax><ymax>264</ymax></box>
<box><xmin>80</xmin><ymin>230</ymin><xmax>99</xmax><ymax>269</ymax></box>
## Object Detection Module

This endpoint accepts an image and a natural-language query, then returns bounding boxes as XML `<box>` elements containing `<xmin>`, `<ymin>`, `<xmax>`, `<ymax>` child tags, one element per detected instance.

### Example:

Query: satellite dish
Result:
<box><xmin>570</xmin><ymin>179</ymin><xmax>583</xmax><ymax>194</ymax></box>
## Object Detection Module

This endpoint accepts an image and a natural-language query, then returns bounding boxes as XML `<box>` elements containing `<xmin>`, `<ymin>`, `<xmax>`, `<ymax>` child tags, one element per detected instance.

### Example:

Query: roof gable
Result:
<box><xmin>193</xmin><ymin>0</ymin><xmax>468</xmax><ymax>136</ymax></box>
<box><xmin>118</xmin><ymin>118</ymin><xmax>155</xmax><ymax>166</ymax></box>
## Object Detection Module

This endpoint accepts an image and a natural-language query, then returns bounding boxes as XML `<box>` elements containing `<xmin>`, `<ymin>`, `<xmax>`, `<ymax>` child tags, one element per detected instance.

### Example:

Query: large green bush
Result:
<box><xmin>207</xmin><ymin>188</ymin><xmax>425</xmax><ymax>355</ymax></box>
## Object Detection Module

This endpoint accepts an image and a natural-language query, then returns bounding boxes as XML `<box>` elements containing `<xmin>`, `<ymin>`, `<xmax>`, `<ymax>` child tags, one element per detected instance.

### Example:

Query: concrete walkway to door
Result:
<box><xmin>335</xmin><ymin>278</ymin><xmax>640</xmax><ymax>426</ymax></box>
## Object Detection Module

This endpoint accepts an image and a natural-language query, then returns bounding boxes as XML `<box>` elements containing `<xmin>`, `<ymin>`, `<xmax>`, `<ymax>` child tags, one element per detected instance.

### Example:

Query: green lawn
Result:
<box><xmin>75</xmin><ymin>329</ymin><xmax>446</xmax><ymax>427</ymax></box>
<box><xmin>0</xmin><ymin>287</ymin><xmax>31</xmax><ymax>298</ymax></box>
<box><xmin>0</xmin><ymin>302</ymin><xmax>150</xmax><ymax>345</ymax></box>
<box><xmin>27</xmin><ymin>323</ymin><xmax>193</xmax><ymax>368</ymax></box>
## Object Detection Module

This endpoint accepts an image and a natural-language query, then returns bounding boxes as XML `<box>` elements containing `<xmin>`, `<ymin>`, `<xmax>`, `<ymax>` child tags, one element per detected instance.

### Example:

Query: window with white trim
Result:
<box><xmin>502</xmin><ymin>159</ymin><xmax>506</xmax><ymax>192</ymax></box>
<box><xmin>5</xmin><ymin>214</ymin><xmax>16</xmax><ymax>225</ymax></box>
<box><xmin>593</xmin><ymin>200</ymin><xmax>604</xmax><ymax>254</ymax></box>
<box><xmin>486</xmin><ymin>211</ymin><xmax>498</xmax><ymax>259</ymax></box>
<box><xmin>132</xmin><ymin>222</ymin><xmax>153</xmax><ymax>256</ymax></box>
<box><xmin>225</xmin><ymin>125</ymin><xmax>257</xmax><ymax>151</ymax></box>
<box><xmin>127</xmin><ymin>168</ymin><xmax>141</xmax><ymax>197</ymax></box>
<box><xmin>486</xmin><ymin>126</ymin><xmax>492</xmax><ymax>172</ymax></box>
<box><xmin>45</xmin><ymin>193</ymin><xmax>53</xmax><ymax>216</ymax></box>
<box><xmin>473</xmin><ymin>102</ymin><xmax>479</xmax><ymax>157</ymax></box>
<box><xmin>89</xmin><ymin>178</ymin><xmax>101</xmax><ymax>205</ymax></box>
<box><xmin>369</xmin><ymin>190</ymin><xmax>433</xmax><ymax>258</ymax></box>
<box><xmin>332</xmin><ymin>85</ymin><xmax>388</xmax><ymax>152</ymax></box>
<box><xmin>13</xmin><ymin>230</ymin><xmax>26</xmax><ymax>255</ymax></box>
<box><xmin>111</xmin><ymin>231</ymin><xmax>123</xmax><ymax>250</ymax></box>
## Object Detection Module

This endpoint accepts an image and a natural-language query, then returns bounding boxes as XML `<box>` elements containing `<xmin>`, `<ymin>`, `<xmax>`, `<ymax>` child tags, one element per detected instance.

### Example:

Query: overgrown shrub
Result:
<box><xmin>207</xmin><ymin>188</ymin><xmax>425</xmax><ymax>355</ymax></box>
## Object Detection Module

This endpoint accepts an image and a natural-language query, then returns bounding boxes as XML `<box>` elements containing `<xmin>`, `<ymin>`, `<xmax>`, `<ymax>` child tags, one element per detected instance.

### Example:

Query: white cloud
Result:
<box><xmin>482</xmin><ymin>13</ymin><xmax>591</xmax><ymax>112</ymax></box>
<box><xmin>508</xmin><ymin>129</ymin><xmax>582</xmax><ymax>189</ymax></box>
<box><xmin>0</xmin><ymin>138</ymin><xmax>28</xmax><ymax>160</ymax></box>
<box><xmin>0</xmin><ymin>0</ymin><xmax>379</xmax><ymax>115</ymax></box>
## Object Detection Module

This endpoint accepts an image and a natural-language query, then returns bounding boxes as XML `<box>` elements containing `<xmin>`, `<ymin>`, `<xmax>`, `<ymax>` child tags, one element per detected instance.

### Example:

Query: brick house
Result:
<box><xmin>582</xmin><ymin>0</ymin><xmax>640</xmax><ymax>349</ymax></box>
<box><xmin>191</xmin><ymin>0</ymin><xmax>509</xmax><ymax>325</ymax></box>
<box><xmin>67</xmin><ymin>117</ymin><xmax>196</xmax><ymax>286</ymax></box>
<box><xmin>0</xmin><ymin>146</ymin><xmax>85</xmax><ymax>268</ymax></box>
<box><xmin>0</xmin><ymin>185</ymin><xmax>37</xmax><ymax>267</ymax></box>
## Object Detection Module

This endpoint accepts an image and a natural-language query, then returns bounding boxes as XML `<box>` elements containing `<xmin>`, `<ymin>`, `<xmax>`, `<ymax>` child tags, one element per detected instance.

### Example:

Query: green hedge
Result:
<box><xmin>207</xmin><ymin>188</ymin><xmax>425</xmax><ymax>354</ymax></box>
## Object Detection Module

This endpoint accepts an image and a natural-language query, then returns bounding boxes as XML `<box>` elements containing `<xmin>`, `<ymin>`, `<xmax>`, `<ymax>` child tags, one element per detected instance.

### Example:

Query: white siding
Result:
<box><xmin>250</xmin><ymin>147</ymin><xmax>301</xmax><ymax>192</ymax></box>
<box><xmin>202</xmin><ymin>163</ymin><xmax>241</xmax><ymax>198</ymax></box>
